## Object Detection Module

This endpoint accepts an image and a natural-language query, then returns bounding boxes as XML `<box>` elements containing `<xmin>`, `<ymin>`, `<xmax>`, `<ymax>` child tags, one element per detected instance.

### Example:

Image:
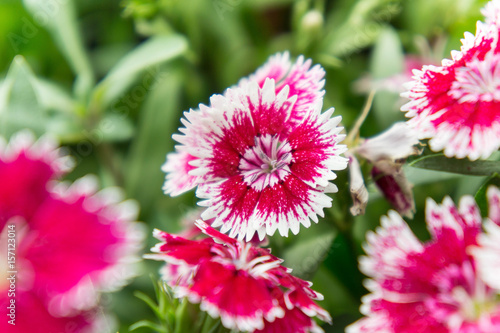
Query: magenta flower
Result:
<box><xmin>401</xmin><ymin>15</ymin><xmax>500</xmax><ymax>160</ymax></box>
<box><xmin>163</xmin><ymin>53</ymin><xmax>346</xmax><ymax>240</ymax></box>
<box><xmin>0</xmin><ymin>132</ymin><xmax>144</xmax><ymax>332</ymax></box>
<box><xmin>237</xmin><ymin>52</ymin><xmax>326</xmax><ymax>127</ymax></box>
<box><xmin>471</xmin><ymin>186</ymin><xmax>500</xmax><ymax>291</ymax></box>
<box><xmin>146</xmin><ymin>220</ymin><xmax>331</xmax><ymax>332</ymax></box>
<box><xmin>347</xmin><ymin>190</ymin><xmax>500</xmax><ymax>332</ymax></box>
<box><xmin>163</xmin><ymin>52</ymin><xmax>326</xmax><ymax>198</ymax></box>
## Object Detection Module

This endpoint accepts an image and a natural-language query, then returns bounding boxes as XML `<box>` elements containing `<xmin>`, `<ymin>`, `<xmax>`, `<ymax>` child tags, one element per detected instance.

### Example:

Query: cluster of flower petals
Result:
<box><xmin>0</xmin><ymin>131</ymin><xmax>144</xmax><ymax>333</ymax></box>
<box><xmin>347</xmin><ymin>187</ymin><xmax>500</xmax><ymax>333</ymax></box>
<box><xmin>401</xmin><ymin>1</ymin><xmax>500</xmax><ymax>160</ymax></box>
<box><xmin>146</xmin><ymin>220</ymin><xmax>331</xmax><ymax>333</ymax></box>
<box><xmin>163</xmin><ymin>52</ymin><xmax>347</xmax><ymax>240</ymax></box>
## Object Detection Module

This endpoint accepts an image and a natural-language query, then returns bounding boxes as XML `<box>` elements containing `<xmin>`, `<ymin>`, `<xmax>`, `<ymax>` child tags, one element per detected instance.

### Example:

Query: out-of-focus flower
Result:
<box><xmin>482</xmin><ymin>0</ymin><xmax>500</xmax><ymax>26</ymax></box>
<box><xmin>349</xmin><ymin>122</ymin><xmax>420</xmax><ymax>217</ymax></box>
<box><xmin>0</xmin><ymin>131</ymin><xmax>144</xmax><ymax>332</ymax></box>
<box><xmin>470</xmin><ymin>186</ymin><xmax>500</xmax><ymax>290</ymax></box>
<box><xmin>347</xmin><ymin>189</ymin><xmax>500</xmax><ymax>332</ymax></box>
<box><xmin>355</xmin><ymin>56</ymin><xmax>435</xmax><ymax>95</ymax></box>
<box><xmin>401</xmin><ymin>12</ymin><xmax>500</xmax><ymax>160</ymax></box>
<box><xmin>146</xmin><ymin>220</ymin><xmax>331</xmax><ymax>333</ymax></box>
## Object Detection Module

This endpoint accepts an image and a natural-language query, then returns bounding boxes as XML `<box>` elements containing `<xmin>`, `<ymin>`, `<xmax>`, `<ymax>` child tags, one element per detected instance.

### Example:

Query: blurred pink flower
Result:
<box><xmin>470</xmin><ymin>186</ymin><xmax>500</xmax><ymax>291</ymax></box>
<box><xmin>482</xmin><ymin>0</ymin><xmax>500</xmax><ymax>26</ymax></box>
<box><xmin>355</xmin><ymin>55</ymin><xmax>434</xmax><ymax>95</ymax></box>
<box><xmin>401</xmin><ymin>17</ymin><xmax>500</xmax><ymax>160</ymax></box>
<box><xmin>146</xmin><ymin>220</ymin><xmax>331</xmax><ymax>332</ymax></box>
<box><xmin>347</xmin><ymin>190</ymin><xmax>500</xmax><ymax>332</ymax></box>
<box><xmin>0</xmin><ymin>131</ymin><xmax>144</xmax><ymax>332</ymax></box>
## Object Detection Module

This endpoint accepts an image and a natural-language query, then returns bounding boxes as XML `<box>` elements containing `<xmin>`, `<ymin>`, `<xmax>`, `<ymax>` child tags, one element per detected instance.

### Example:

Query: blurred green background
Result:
<box><xmin>0</xmin><ymin>0</ymin><xmax>492</xmax><ymax>332</ymax></box>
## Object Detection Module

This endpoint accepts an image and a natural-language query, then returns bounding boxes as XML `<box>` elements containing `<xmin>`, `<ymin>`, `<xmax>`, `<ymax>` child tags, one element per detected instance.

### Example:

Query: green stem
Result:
<box><xmin>345</xmin><ymin>90</ymin><xmax>375</xmax><ymax>147</ymax></box>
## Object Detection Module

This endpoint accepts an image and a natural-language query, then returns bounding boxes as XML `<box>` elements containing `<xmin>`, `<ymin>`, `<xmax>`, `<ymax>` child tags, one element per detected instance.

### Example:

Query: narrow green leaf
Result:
<box><xmin>22</xmin><ymin>0</ymin><xmax>95</xmax><ymax>100</ymax></box>
<box><xmin>34</xmin><ymin>78</ymin><xmax>75</xmax><ymax>113</ymax></box>
<box><xmin>92</xmin><ymin>35</ymin><xmax>187</xmax><ymax>110</ymax></box>
<box><xmin>134</xmin><ymin>291</ymin><xmax>161</xmax><ymax>315</ymax></box>
<box><xmin>125</xmin><ymin>64</ymin><xmax>183</xmax><ymax>212</ymax></box>
<box><xmin>370</xmin><ymin>26</ymin><xmax>404</xmax><ymax>78</ymax></box>
<box><xmin>282</xmin><ymin>231</ymin><xmax>335</xmax><ymax>279</ymax></box>
<box><xmin>173</xmin><ymin>298</ymin><xmax>190</xmax><ymax>333</ymax></box>
<box><xmin>409</xmin><ymin>154</ymin><xmax>500</xmax><ymax>176</ymax></box>
<box><xmin>474</xmin><ymin>173</ymin><xmax>500</xmax><ymax>217</ymax></box>
<box><xmin>129</xmin><ymin>320</ymin><xmax>166</xmax><ymax>332</ymax></box>
<box><xmin>98</xmin><ymin>113</ymin><xmax>135</xmax><ymax>142</ymax></box>
<box><xmin>0</xmin><ymin>56</ymin><xmax>46</xmax><ymax>137</ymax></box>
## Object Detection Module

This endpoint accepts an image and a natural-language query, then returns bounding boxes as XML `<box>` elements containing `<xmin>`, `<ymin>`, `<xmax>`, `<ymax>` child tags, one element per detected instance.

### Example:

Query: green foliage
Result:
<box><xmin>409</xmin><ymin>154</ymin><xmax>500</xmax><ymax>176</ymax></box>
<box><xmin>1</xmin><ymin>0</ymin><xmax>496</xmax><ymax>332</ymax></box>
<box><xmin>131</xmin><ymin>278</ymin><xmax>229</xmax><ymax>333</ymax></box>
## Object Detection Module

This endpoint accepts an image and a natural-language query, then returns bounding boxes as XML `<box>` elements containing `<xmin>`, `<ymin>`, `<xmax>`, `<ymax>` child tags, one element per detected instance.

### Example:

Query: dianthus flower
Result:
<box><xmin>347</xmin><ymin>187</ymin><xmax>500</xmax><ymax>333</ymax></box>
<box><xmin>146</xmin><ymin>220</ymin><xmax>331</xmax><ymax>333</ymax></box>
<box><xmin>0</xmin><ymin>131</ymin><xmax>144</xmax><ymax>333</ymax></box>
<box><xmin>163</xmin><ymin>52</ymin><xmax>347</xmax><ymax>240</ymax></box>
<box><xmin>401</xmin><ymin>5</ymin><xmax>500</xmax><ymax>160</ymax></box>
<box><xmin>163</xmin><ymin>52</ymin><xmax>326</xmax><ymax>197</ymax></box>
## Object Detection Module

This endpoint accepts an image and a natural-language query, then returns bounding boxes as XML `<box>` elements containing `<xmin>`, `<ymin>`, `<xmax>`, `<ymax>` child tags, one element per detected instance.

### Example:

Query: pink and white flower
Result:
<box><xmin>0</xmin><ymin>131</ymin><xmax>144</xmax><ymax>332</ymax></box>
<box><xmin>163</xmin><ymin>52</ymin><xmax>327</xmax><ymax>198</ymax></box>
<box><xmin>401</xmin><ymin>15</ymin><xmax>500</xmax><ymax>160</ymax></box>
<box><xmin>237</xmin><ymin>52</ymin><xmax>326</xmax><ymax>127</ymax></box>
<box><xmin>471</xmin><ymin>186</ymin><xmax>500</xmax><ymax>291</ymax></box>
<box><xmin>171</xmin><ymin>80</ymin><xmax>345</xmax><ymax>240</ymax></box>
<box><xmin>347</xmin><ymin>190</ymin><xmax>500</xmax><ymax>333</ymax></box>
<box><xmin>482</xmin><ymin>0</ymin><xmax>500</xmax><ymax>26</ymax></box>
<box><xmin>146</xmin><ymin>220</ymin><xmax>331</xmax><ymax>333</ymax></box>
<box><xmin>163</xmin><ymin>53</ymin><xmax>346</xmax><ymax>240</ymax></box>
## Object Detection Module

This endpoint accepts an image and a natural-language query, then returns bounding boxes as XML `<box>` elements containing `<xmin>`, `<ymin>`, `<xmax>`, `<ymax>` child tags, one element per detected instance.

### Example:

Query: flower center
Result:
<box><xmin>449</xmin><ymin>53</ymin><xmax>500</xmax><ymax>103</ymax></box>
<box><xmin>435</xmin><ymin>262</ymin><xmax>499</xmax><ymax>329</ymax></box>
<box><xmin>239</xmin><ymin>134</ymin><xmax>292</xmax><ymax>190</ymax></box>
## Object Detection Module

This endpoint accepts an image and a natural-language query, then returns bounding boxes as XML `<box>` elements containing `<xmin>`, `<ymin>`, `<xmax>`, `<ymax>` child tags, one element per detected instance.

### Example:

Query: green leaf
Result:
<box><xmin>409</xmin><ymin>154</ymin><xmax>500</xmax><ymax>176</ymax></box>
<box><xmin>282</xmin><ymin>231</ymin><xmax>336</xmax><ymax>279</ymax></box>
<box><xmin>312</xmin><ymin>266</ymin><xmax>359</xmax><ymax>316</ymax></box>
<box><xmin>474</xmin><ymin>173</ymin><xmax>500</xmax><ymax>217</ymax></box>
<box><xmin>22</xmin><ymin>0</ymin><xmax>95</xmax><ymax>100</ymax></box>
<box><xmin>98</xmin><ymin>113</ymin><xmax>135</xmax><ymax>142</ymax></box>
<box><xmin>370</xmin><ymin>27</ymin><xmax>406</xmax><ymax>127</ymax></box>
<box><xmin>35</xmin><ymin>78</ymin><xmax>76</xmax><ymax>113</ymax></box>
<box><xmin>129</xmin><ymin>320</ymin><xmax>165</xmax><ymax>332</ymax></box>
<box><xmin>370</xmin><ymin>26</ymin><xmax>404</xmax><ymax>78</ymax></box>
<box><xmin>92</xmin><ymin>35</ymin><xmax>188</xmax><ymax>111</ymax></box>
<box><xmin>125</xmin><ymin>64</ymin><xmax>183</xmax><ymax>212</ymax></box>
<box><xmin>0</xmin><ymin>56</ymin><xmax>46</xmax><ymax>137</ymax></box>
<box><xmin>134</xmin><ymin>291</ymin><xmax>161</xmax><ymax>315</ymax></box>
